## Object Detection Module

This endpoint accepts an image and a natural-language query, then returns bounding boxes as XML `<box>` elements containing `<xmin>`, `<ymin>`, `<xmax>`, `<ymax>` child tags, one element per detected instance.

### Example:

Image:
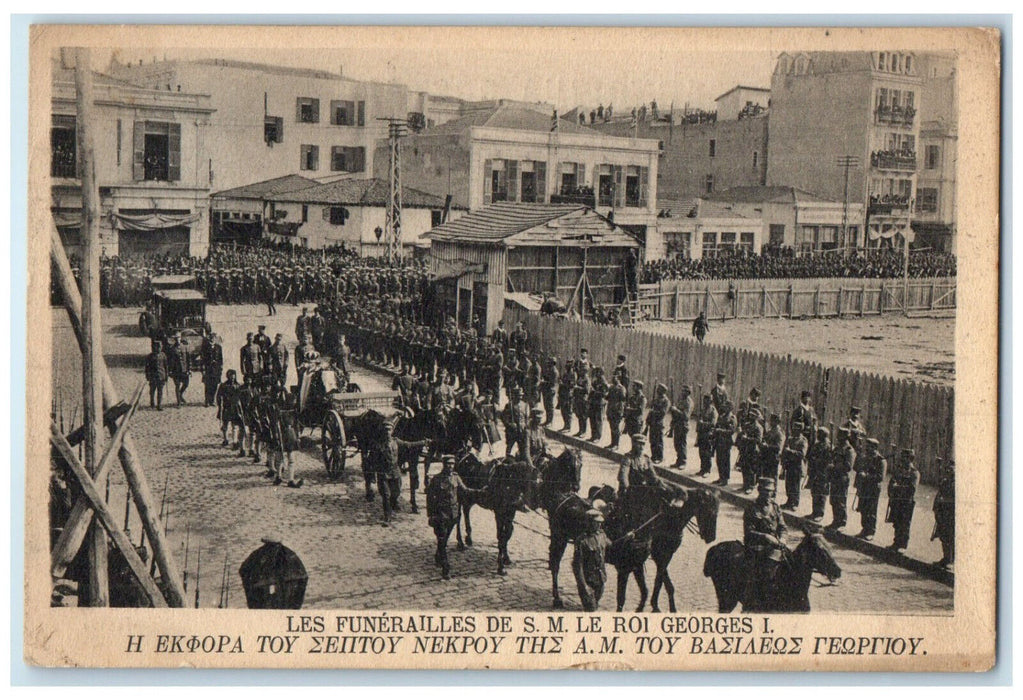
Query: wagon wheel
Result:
<box><xmin>321</xmin><ymin>410</ymin><xmax>347</xmax><ymax>479</ymax></box>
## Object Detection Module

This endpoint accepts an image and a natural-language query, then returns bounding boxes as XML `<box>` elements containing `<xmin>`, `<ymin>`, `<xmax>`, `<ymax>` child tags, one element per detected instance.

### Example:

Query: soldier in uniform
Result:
<box><xmin>540</xmin><ymin>356</ymin><xmax>559</xmax><ymax>426</ymax></box>
<box><xmin>827</xmin><ymin>428</ymin><xmax>856</xmax><ymax>530</ymax></box>
<box><xmin>612</xmin><ymin>354</ymin><xmax>630</xmax><ymax>392</ymax></box>
<box><xmin>713</xmin><ymin>400</ymin><xmax>737</xmax><ymax>486</ymax></box>
<box><xmin>558</xmin><ymin>359</ymin><xmax>576</xmax><ymax>432</ymax></box>
<box><xmin>263</xmin><ymin>273</ymin><xmax>278</xmax><ymax>316</ymax></box>
<box><xmin>854</xmin><ymin>438</ymin><xmax>886</xmax><ymax>540</ymax></box>
<box><xmin>667</xmin><ymin>385</ymin><xmax>693</xmax><ymax>468</ymax></box>
<box><xmin>268</xmin><ymin>333</ymin><xmax>289</xmax><ymax>388</ymax></box>
<box><xmin>241</xmin><ymin>333</ymin><xmax>263</xmax><ymax>382</ymax></box>
<box><xmin>501</xmin><ymin>386</ymin><xmax>529</xmax><ymax>460</ymax></box>
<box><xmin>842</xmin><ymin>406</ymin><xmax>867</xmax><ymax>448</ymax></box>
<box><xmin>887</xmin><ymin>448</ymin><xmax>919</xmax><ymax>551</ymax></box>
<box><xmin>736</xmin><ymin>407</ymin><xmax>763</xmax><ymax>494</ymax></box>
<box><xmin>760</xmin><ymin>413</ymin><xmax>786</xmax><ymax>481</ymax></box>
<box><xmin>215</xmin><ymin>369</ymin><xmax>242</xmax><ymax>447</ymax></box>
<box><xmin>780</xmin><ymin>421</ymin><xmax>808</xmax><ymax>510</ymax></box>
<box><xmin>605</xmin><ymin>373</ymin><xmax>627</xmax><ymax>451</ymax></box>
<box><xmin>645</xmin><ymin>383</ymin><xmax>671</xmax><ymax>464</ymax></box>
<box><xmin>692</xmin><ymin>311</ymin><xmax>710</xmax><ymax>343</ymax></box>
<box><xmin>710</xmin><ymin>371</ymin><xmax>729</xmax><ymax>412</ymax></box>
<box><xmin>491</xmin><ymin>319</ymin><xmax>509</xmax><ymax>351</ymax></box>
<box><xmin>572</xmin><ymin>367</ymin><xmax>591</xmax><ymax>438</ymax></box>
<box><xmin>201</xmin><ymin>332</ymin><xmax>224</xmax><ymax>408</ymax></box>
<box><xmin>791</xmin><ymin>390</ymin><xmax>818</xmax><ymax>444</ymax></box>
<box><xmin>523</xmin><ymin>408</ymin><xmax>550</xmax><ymax>469</ymax></box>
<box><xmin>587</xmin><ymin>367</ymin><xmax>609</xmax><ymax>443</ymax></box>
<box><xmin>427</xmin><ymin>455</ymin><xmax>483</xmax><ymax>579</ymax></box>
<box><xmin>806</xmin><ymin>427</ymin><xmax>832</xmax><ymax>521</ymax></box>
<box><xmin>295</xmin><ymin>308</ymin><xmax>311</xmax><ymax>344</ymax></box>
<box><xmin>618</xmin><ymin>434</ymin><xmax>662</xmax><ymax>494</ymax></box>
<box><xmin>370</xmin><ymin>418</ymin><xmax>429</xmax><ymax>526</ymax></box>
<box><xmin>576</xmin><ymin>348</ymin><xmax>592</xmax><ymax>378</ymax></box>
<box><xmin>623</xmin><ymin>380</ymin><xmax>646</xmax><ymax>451</ymax></box>
<box><xmin>145</xmin><ymin>340</ymin><xmax>168</xmax><ymax>410</ymax></box>
<box><xmin>743</xmin><ymin>477</ymin><xmax>786</xmax><ymax>610</ymax></box>
<box><xmin>392</xmin><ymin>367</ymin><xmax>416</xmax><ymax>408</ymax></box>
<box><xmin>932</xmin><ymin>460</ymin><xmax>955</xmax><ymax>568</ymax></box>
<box><xmin>272</xmin><ymin>386</ymin><xmax>303</xmax><ymax>488</ymax></box>
<box><xmin>166</xmin><ymin>333</ymin><xmax>190</xmax><ymax>406</ymax></box>
<box><xmin>572</xmin><ymin>508</ymin><xmax>610</xmax><ymax>612</ymax></box>
<box><xmin>695</xmin><ymin>395</ymin><xmax>718</xmax><ymax>477</ymax></box>
<box><xmin>510</xmin><ymin>321</ymin><xmax>529</xmax><ymax>355</ymax></box>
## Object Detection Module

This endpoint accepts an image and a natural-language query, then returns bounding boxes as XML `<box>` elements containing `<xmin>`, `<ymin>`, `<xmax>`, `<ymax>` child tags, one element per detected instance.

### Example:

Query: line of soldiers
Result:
<box><xmin>143</xmin><ymin>333</ymin><xmax>196</xmax><ymax>409</ymax></box>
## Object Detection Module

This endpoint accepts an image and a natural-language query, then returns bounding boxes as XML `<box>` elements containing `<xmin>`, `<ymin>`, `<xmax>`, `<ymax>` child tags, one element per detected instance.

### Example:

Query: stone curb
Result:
<box><xmin>355</xmin><ymin>359</ymin><xmax>953</xmax><ymax>589</ymax></box>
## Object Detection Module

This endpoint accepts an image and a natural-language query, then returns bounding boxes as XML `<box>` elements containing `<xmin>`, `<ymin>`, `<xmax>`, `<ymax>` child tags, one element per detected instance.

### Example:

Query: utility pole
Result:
<box><xmin>378</xmin><ymin>118</ymin><xmax>408</xmax><ymax>263</ymax></box>
<box><xmin>835</xmin><ymin>155</ymin><xmax>860</xmax><ymax>254</ymax></box>
<box><xmin>548</xmin><ymin>108</ymin><xmax>559</xmax><ymax>203</ymax></box>
<box><xmin>74</xmin><ymin>47</ymin><xmax>109</xmax><ymax>606</ymax></box>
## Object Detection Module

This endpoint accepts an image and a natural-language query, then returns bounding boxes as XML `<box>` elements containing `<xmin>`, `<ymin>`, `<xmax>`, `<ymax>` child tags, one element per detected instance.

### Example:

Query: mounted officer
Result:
<box><xmin>743</xmin><ymin>477</ymin><xmax>786</xmax><ymax>610</ymax></box>
<box><xmin>617</xmin><ymin>433</ymin><xmax>661</xmax><ymax>495</ymax></box>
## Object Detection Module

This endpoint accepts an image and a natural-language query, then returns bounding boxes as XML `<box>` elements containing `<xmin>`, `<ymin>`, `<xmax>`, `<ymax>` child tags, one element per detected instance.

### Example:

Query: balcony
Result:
<box><xmin>868</xmin><ymin>194</ymin><xmax>911</xmax><ymax>216</ymax></box>
<box><xmin>874</xmin><ymin>105</ymin><xmax>916</xmax><ymax>128</ymax></box>
<box><xmin>551</xmin><ymin>186</ymin><xmax>596</xmax><ymax>208</ymax></box>
<box><xmin>871</xmin><ymin>149</ymin><xmax>917</xmax><ymax>171</ymax></box>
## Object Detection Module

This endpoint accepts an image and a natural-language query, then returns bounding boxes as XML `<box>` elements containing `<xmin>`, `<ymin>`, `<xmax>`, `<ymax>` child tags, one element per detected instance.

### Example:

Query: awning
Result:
<box><xmin>432</xmin><ymin>258</ymin><xmax>486</xmax><ymax>281</ymax></box>
<box><xmin>109</xmin><ymin>210</ymin><xmax>201</xmax><ymax>232</ymax></box>
<box><xmin>867</xmin><ymin>221</ymin><xmax>914</xmax><ymax>243</ymax></box>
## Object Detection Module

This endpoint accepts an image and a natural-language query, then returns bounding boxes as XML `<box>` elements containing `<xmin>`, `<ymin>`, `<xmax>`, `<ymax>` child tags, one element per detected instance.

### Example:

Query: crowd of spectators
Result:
<box><xmin>641</xmin><ymin>247</ymin><xmax>957</xmax><ymax>283</ymax></box>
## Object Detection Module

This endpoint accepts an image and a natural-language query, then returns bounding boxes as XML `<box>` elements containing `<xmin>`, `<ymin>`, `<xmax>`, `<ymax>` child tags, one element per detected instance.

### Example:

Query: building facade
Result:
<box><xmin>768</xmin><ymin>51</ymin><xmax>924</xmax><ymax>250</ymax></box>
<box><xmin>107</xmin><ymin>58</ymin><xmax>410</xmax><ymax>194</ymax></box>
<box><xmin>912</xmin><ymin>53</ymin><xmax>957</xmax><ymax>251</ymax></box>
<box><xmin>655</xmin><ymin>199</ymin><xmax>765</xmax><ymax>261</ymax></box>
<box><xmin>714</xmin><ymin>85</ymin><xmax>770</xmax><ymax>121</ymax></box>
<box><xmin>380</xmin><ymin>105</ymin><xmax>661</xmax><ymax>243</ymax></box>
<box><xmin>50</xmin><ymin>57</ymin><xmax>214</xmax><ymax>257</ymax></box>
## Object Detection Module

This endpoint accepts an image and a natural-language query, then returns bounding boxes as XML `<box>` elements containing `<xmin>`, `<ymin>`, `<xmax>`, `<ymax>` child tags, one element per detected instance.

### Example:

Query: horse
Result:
<box><xmin>346</xmin><ymin>409</ymin><xmax>390</xmax><ymax>500</ymax></box>
<box><xmin>648</xmin><ymin>487</ymin><xmax>720</xmax><ymax>613</ymax></box>
<box><xmin>702</xmin><ymin>528</ymin><xmax>843</xmax><ymax>613</ymax></box>
<box><xmin>601</xmin><ymin>483</ymin><xmax>664</xmax><ymax>612</ymax></box>
<box><xmin>394</xmin><ymin>402</ymin><xmax>483</xmax><ymax>508</ymax></box>
<box><xmin>455</xmin><ymin>453</ymin><xmax>537</xmax><ymax>576</ymax></box>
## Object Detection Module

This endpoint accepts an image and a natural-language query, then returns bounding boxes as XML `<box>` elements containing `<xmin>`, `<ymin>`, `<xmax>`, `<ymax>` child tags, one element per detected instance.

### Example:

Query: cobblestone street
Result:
<box><xmin>51</xmin><ymin>304</ymin><xmax>953</xmax><ymax>613</ymax></box>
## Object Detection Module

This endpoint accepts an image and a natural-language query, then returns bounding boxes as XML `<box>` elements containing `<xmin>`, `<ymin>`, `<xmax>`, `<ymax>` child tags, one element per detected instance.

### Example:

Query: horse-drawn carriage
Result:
<box><xmin>294</xmin><ymin>358</ymin><xmax>402</xmax><ymax>478</ymax></box>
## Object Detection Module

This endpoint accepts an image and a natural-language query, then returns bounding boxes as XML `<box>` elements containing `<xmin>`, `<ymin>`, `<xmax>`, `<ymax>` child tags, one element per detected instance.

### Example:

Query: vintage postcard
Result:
<box><xmin>25</xmin><ymin>24</ymin><xmax>999</xmax><ymax>671</ymax></box>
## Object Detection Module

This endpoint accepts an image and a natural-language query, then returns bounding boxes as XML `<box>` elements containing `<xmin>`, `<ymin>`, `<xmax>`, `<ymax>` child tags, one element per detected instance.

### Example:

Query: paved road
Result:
<box><xmin>50</xmin><ymin>304</ymin><xmax>952</xmax><ymax>613</ymax></box>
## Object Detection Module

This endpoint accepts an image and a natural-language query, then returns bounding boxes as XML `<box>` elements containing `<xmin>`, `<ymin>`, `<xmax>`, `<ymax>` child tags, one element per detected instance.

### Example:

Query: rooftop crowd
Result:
<box><xmin>641</xmin><ymin>248</ymin><xmax>957</xmax><ymax>283</ymax></box>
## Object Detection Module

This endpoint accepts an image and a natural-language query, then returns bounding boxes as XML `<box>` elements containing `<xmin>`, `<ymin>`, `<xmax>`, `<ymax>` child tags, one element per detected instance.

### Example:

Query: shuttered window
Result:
<box><xmin>132</xmin><ymin>121</ymin><xmax>180</xmax><ymax>182</ymax></box>
<box><xmin>300</xmin><ymin>145</ymin><xmax>319</xmax><ymax>171</ymax></box>
<box><xmin>330</xmin><ymin>146</ymin><xmax>366</xmax><ymax>172</ymax></box>
<box><xmin>296</xmin><ymin>98</ymin><xmax>320</xmax><ymax>123</ymax></box>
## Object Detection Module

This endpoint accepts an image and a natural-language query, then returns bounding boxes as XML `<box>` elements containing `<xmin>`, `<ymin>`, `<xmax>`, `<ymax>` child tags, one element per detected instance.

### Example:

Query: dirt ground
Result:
<box><xmin>639</xmin><ymin>315</ymin><xmax>955</xmax><ymax>386</ymax></box>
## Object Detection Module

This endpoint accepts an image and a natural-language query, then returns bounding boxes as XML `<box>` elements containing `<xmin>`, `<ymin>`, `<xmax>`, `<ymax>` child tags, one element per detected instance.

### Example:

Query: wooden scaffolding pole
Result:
<box><xmin>50</xmin><ymin>226</ymin><xmax>187</xmax><ymax>607</ymax></box>
<box><xmin>73</xmin><ymin>47</ymin><xmax>108</xmax><ymax>607</ymax></box>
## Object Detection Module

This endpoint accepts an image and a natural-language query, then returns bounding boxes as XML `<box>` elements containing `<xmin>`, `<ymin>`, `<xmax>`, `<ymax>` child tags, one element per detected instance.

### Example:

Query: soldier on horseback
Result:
<box><xmin>524</xmin><ymin>408</ymin><xmax>551</xmax><ymax>470</ymax></box>
<box><xmin>743</xmin><ymin>477</ymin><xmax>786</xmax><ymax>611</ymax></box>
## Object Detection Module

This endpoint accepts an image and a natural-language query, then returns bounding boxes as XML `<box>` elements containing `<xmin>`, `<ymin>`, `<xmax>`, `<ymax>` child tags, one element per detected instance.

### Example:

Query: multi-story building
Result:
<box><xmin>49</xmin><ymin>56</ymin><xmax>215</xmax><ymax>257</ymax></box>
<box><xmin>912</xmin><ymin>53</ymin><xmax>957</xmax><ymax>251</ymax></box>
<box><xmin>107</xmin><ymin>58</ymin><xmax>410</xmax><ymax>193</ymax></box>
<box><xmin>714</xmin><ymin>85</ymin><xmax>770</xmax><ymax>121</ymax></box>
<box><xmin>768</xmin><ymin>51</ymin><xmax>924</xmax><ymax>250</ymax></box>
<box><xmin>382</xmin><ymin>103</ymin><xmax>661</xmax><ymax>244</ymax></box>
<box><xmin>591</xmin><ymin>106</ymin><xmax>769</xmax><ymax>203</ymax></box>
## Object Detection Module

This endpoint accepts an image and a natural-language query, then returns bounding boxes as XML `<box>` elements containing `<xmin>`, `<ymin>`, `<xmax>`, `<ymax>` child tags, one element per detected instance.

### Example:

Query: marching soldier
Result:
<box><xmin>240</xmin><ymin>333</ymin><xmax>261</xmax><ymax>381</ymax></box>
<box><xmin>540</xmin><ymin>356</ymin><xmax>559</xmax><ymax>426</ymax></box>
<box><xmin>736</xmin><ymin>407</ymin><xmax>763</xmax><ymax>494</ymax></box>
<box><xmin>932</xmin><ymin>460</ymin><xmax>955</xmax><ymax>568</ymax></box>
<box><xmin>806</xmin><ymin>427</ymin><xmax>832</xmax><ymax>521</ymax></box>
<box><xmin>692</xmin><ymin>311</ymin><xmax>710</xmax><ymax>343</ymax></box>
<box><xmin>827</xmin><ymin>428</ymin><xmax>856</xmax><ymax>530</ymax></box>
<box><xmin>645</xmin><ymin>383</ymin><xmax>671</xmax><ymax>464</ymax></box>
<box><xmin>780</xmin><ymin>421</ymin><xmax>808</xmax><ymax>511</ymax></box>
<box><xmin>501</xmin><ymin>386</ymin><xmax>529</xmax><ymax>460</ymax></box>
<box><xmin>587</xmin><ymin>367</ymin><xmax>609</xmax><ymax>443</ymax></box>
<box><xmin>667</xmin><ymin>385</ymin><xmax>692</xmax><ymax>468</ymax></box>
<box><xmin>713</xmin><ymin>400</ymin><xmax>737</xmax><ymax>486</ymax></box>
<box><xmin>760</xmin><ymin>413</ymin><xmax>785</xmax><ymax>481</ymax></box>
<box><xmin>272</xmin><ymin>386</ymin><xmax>303</xmax><ymax>488</ymax></box>
<box><xmin>370</xmin><ymin>418</ymin><xmax>430</xmax><ymax>526</ymax></box>
<box><xmin>201</xmin><ymin>332</ymin><xmax>224</xmax><ymax>408</ymax></box>
<box><xmin>572</xmin><ymin>509</ymin><xmax>610</xmax><ymax>612</ymax></box>
<box><xmin>295</xmin><ymin>307</ymin><xmax>311</xmax><ymax>345</ymax></box>
<box><xmin>145</xmin><ymin>340</ymin><xmax>168</xmax><ymax>410</ymax></box>
<box><xmin>887</xmin><ymin>448</ymin><xmax>919</xmax><ymax>551</ymax></box>
<box><xmin>268</xmin><ymin>333</ymin><xmax>289</xmax><ymax>388</ymax></box>
<box><xmin>854</xmin><ymin>438</ymin><xmax>886</xmax><ymax>540</ymax></box>
<box><xmin>696</xmin><ymin>395</ymin><xmax>718</xmax><ymax>478</ymax></box>
<box><xmin>427</xmin><ymin>455</ymin><xmax>483</xmax><ymax>580</ymax></box>
<box><xmin>623</xmin><ymin>380</ymin><xmax>647</xmax><ymax>451</ymax></box>
<box><xmin>572</xmin><ymin>367</ymin><xmax>590</xmax><ymax>438</ymax></box>
<box><xmin>605</xmin><ymin>373</ymin><xmax>627</xmax><ymax>450</ymax></box>
<box><xmin>166</xmin><ymin>333</ymin><xmax>190</xmax><ymax>406</ymax></box>
<box><xmin>215</xmin><ymin>369</ymin><xmax>242</xmax><ymax>448</ymax></box>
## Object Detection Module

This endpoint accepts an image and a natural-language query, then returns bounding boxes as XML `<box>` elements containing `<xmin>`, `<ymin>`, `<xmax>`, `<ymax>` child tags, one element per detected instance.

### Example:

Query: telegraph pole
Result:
<box><xmin>378</xmin><ymin>118</ymin><xmax>408</xmax><ymax>262</ymax></box>
<box><xmin>74</xmin><ymin>47</ymin><xmax>109</xmax><ymax>606</ymax></box>
<box><xmin>835</xmin><ymin>155</ymin><xmax>860</xmax><ymax>254</ymax></box>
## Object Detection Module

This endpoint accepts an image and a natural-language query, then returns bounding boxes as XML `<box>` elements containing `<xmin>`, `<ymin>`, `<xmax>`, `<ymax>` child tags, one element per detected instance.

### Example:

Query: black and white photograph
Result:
<box><xmin>24</xmin><ymin>24</ymin><xmax>999</xmax><ymax>671</ymax></box>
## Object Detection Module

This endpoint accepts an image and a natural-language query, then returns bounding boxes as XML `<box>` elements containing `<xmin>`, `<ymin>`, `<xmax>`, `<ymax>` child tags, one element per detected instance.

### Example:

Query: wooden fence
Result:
<box><xmin>635</xmin><ymin>276</ymin><xmax>956</xmax><ymax>322</ymax></box>
<box><xmin>506</xmin><ymin>307</ymin><xmax>954</xmax><ymax>486</ymax></box>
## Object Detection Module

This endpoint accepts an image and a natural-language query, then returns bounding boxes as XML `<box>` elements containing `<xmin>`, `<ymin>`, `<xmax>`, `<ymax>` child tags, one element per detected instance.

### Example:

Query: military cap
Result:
<box><xmin>631</xmin><ymin>433</ymin><xmax>647</xmax><ymax>444</ymax></box>
<box><xmin>586</xmin><ymin>509</ymin><xmax>605</xmax><ymax>523</ymax></box>
<box><xmin>850</xmin><ymin>406</ymin><xmax>862</xmax><ymax>416</ymax></box>
<box><xmin>681</xmin><ymin>385</ymin><xmax>691</xmax><ymax>393</ymax></box>
<box><xmin>866</xmin><ymin>438</ymin><xmax>880</xmax><ymax>447</ymax></box>
<box><xmin>757</xmin><ymin>477</ymin><xmax>777</xmax><ymax>491</ymax></box>
<box><xmin>750</xmin><ymin>388</ymin><xmax>762</xmax><ymax>398</ymax></box>
<box><xmin>801</xmin><ymin>390</ymin><xmax>812</xmax><ymax>399</ymax></box>
<box><xmin>817</xmin><ymin>427</ymin><xmax>830</xmax><ymax>437</ymax></box>
<box><xmin>246</xmin><ymin>332</ymin><xmax>254</xmax><ymax>339</ymax></box>
<box><xmin>769</xmin><ymin>413</ymin><xmax>781</xmax><ymax>423</ymax></box>
<box><xmin>275</xmin><ymin>333</ymin><xmax>283</xmax><ymax>339</ymax></box>
<box><xmin>633</xmin><ymin>380</ymin><xmax>645</xmax><ymax>389</ymax></box>
<box><xmin>901</xmin><ymin>448</ymin><xmax>915</xmax><ymax>458</ymax></box>
<box><xmin>509</xmin><ymin>386</ymin><xmax>522</xmax><ymax>395</ymax></box>
<box><xmin>791</xmin><ymin>421</ymin><xmax>804</xmax><ymax>430</ymax></box>
<box><xmin>580</xmin><ymin>348</ymin><xmax>589</xmax><ymax>355</ymax></box>
<box><xmin>258</xmin><ymin>324</ymin><xmax>266</xmax><ymax>330</ymax></box>
<box><xmin>617</xmin><ymin>354</ymin><xmax>627</xmax><ymax>362</ymax></box>
<box><xmin>656</xmin><ymin>382</ymin><xmax>667</xmax><ymax>392</ymax></box>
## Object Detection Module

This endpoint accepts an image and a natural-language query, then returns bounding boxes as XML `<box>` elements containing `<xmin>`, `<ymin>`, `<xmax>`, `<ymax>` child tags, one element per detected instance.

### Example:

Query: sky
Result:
<box><xmin>97</xmin><ymin>43</ymin><xmax>778</xmax><ymax>112</ymax></box>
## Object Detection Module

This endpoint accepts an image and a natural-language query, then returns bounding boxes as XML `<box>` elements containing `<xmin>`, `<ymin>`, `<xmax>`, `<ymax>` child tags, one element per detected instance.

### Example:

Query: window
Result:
<box><xmin>704</xmin><ymin>174</ymin><xmax>714</xmax><ymax>194</ymax></box>
<box><xmin>301</xmin><ymin>205</ymin><xmax>308</xmax><ymax>223</ymax></box>
<box><xmin>431</xmin><ymin>210</ymin><xmax>443</xmax><ymax>227</ymax></box>
<box><xmin>264</xmin><ymin>116</ymin><xmax>284</xmax><ymax>144</ymax></box>
<box><xmin>877</xmin><ymin>52</ymin><xmax>887</xmax><ymax>71</ymax></box>
<box><xmin>559</xmin><ymin>162</ymin><xmax>586</xmax><ymax>193</ymax></box>
<box><xmin>300</xmin><ymin>145</ymin><xmax>319</xmax><ymax>171</ymax></box>
<box><xmin>625</xmin><ymin>166</ymin><xmax>641</xmax><ymax>207</ymax></box>
<box><xmin>739</xmin><ymin>232</ymin><xmax>755</xmax><ymax>254</ymax></box>
<box><xmin>709</xmin><ymin>139</ymin><xmax>716</xmax><ymax>158</ymax></box>
<box><xmin>597</xmin><ymin>165</ymin><xmax>614</xmax><ymax>206</ymax></box>
<box><xmin>519</xmin><ymin>161</ymin><xmax>546</xmax><ymax>203</ymax></box>
<box><xmin>925</xmin><ymin>145</ymin><xmax>941</xmax><ymax>169</ymax></box>
<box><xmin>702</xmin><ymin>232</ymin><xmax>717</xmax><ymax>258</ymax></box>
<box><xmin>133</xmin><ymin>121</ymin><xmax>180</xmax><ymax>182</ymax></box>
<box><xmin>296</xmin><ymin>97</ymin><xmax>320</xmax><ymax>123</ymax></box>
<box><xmin>719</xmin><ymin>232</ymin><xmax>736</xmax><ymax>254</ymax></box>
<box><xmin>483</xmin><ymin>159</ymin><xmax>518</xmax><ymax>204</ymax></box>
<box><xmin>917</xmin><ymin>188</ymin><xmax>938</xmax><ymax>213</ymax></box>
<box><xmin>329</xmin><ymin>100</ymin><xmax>365</xmax><ymax>126</ymax></box>
<box><xmin>51</xmin><ymin>114</ymin><xmax>76</xmax><ymax>178</ymax></box>
<box><xmin>326</xmin><ymin>206</ymin><xmax>348</xmax><ymax>225</ymax></box>
<box><xmin>769</xmin><ymin>223</ymin><xmax>785</xmax><ymax>245</ymax></box>
<box><xmin>752</xmin><ymin>150</ymin><xmax>759</xmax><ymax>169</ymax></box>
<box><xmin>330</xmin><ymin>146</ymin><xmax>365</xmax><ymax>172</ymax></box>
<box><xmin>667</xmin><ymin>232</ymin><xmax>691</xmax><ymax>258</ymax></box>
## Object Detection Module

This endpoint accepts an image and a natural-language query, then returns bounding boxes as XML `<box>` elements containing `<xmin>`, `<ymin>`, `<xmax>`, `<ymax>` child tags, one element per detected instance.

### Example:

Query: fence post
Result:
<box><xmin>761</xmin><ymin>286</ymin><xmax>767</xmax><ymax>317</ymax></box>
<box><xmin>860</xmin><ymin>284</ymin><xmax>866</xmax><ymax>316</ymax></box>
<box><xmin>930</xmin><ymin>280</ymin><xmax>936</xmax><ymax>310</ymax></box>
<box><xmin>814</xmin><ymin>285</ymin><xmax>820</xmax><ymax>318</ymax></box>
<box><xmin>880</xmin><ymin>281</ymin><xmax>885</xmax><ymax>314</ymax></box>
<box><xmin>674</xmin><ymin>285</ymin><xmax>681</xmax><ymax>321</ymax></box>
<box><xmin>837</xmin><ymin>286</ymin><xmax>843</xmax><ymax>317</ymax></box>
